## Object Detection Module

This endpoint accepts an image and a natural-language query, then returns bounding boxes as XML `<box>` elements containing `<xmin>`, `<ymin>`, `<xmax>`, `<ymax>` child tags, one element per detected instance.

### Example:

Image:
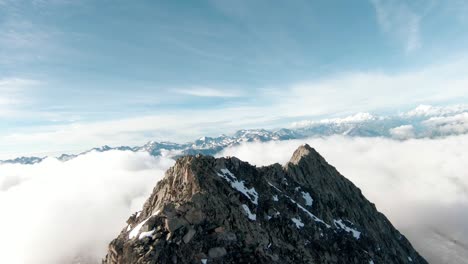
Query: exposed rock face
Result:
<box><xmin>103</xmin><ymin>144</ymin><xmax>427</xmax><ymax>264</ymax></box>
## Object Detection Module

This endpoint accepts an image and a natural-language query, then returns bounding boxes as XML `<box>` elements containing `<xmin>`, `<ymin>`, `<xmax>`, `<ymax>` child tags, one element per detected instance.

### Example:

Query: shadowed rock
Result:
<box><xmin>103</xmin><ymin>145</ymin><xmax>427</xmax><ymax>264</ymax></box>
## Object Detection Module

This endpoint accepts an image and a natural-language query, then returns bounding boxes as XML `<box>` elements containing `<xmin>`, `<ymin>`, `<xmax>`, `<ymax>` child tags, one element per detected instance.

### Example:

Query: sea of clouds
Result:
<box><xmin>0</xmin><ymin>150</ymin><xmax>174</xmax><ymax>264</ymax></box>
<box><xmin>1</xmin><ymin>135</ymin><xmax>467</xmax><ymax>263</ymax></box>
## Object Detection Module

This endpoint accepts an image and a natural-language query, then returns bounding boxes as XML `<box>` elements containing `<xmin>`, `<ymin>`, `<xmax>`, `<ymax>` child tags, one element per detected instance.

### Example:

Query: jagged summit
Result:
<box><xmin>288</xmin><ymin>143</ymin><xmax>317</xmax><ymax>165</ymax></box>
<box><xmin>103</xmin><ymin>145</ymin><xmax>427</xmax><ymax>264</ymax></box>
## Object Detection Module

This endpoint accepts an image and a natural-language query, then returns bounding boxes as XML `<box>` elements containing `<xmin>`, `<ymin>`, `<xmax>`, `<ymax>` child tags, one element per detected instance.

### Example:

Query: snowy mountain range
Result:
<box><xmin>2</xmin><ymin>104</ymin><xmax>467</xmax><ymax>165</ymax></box>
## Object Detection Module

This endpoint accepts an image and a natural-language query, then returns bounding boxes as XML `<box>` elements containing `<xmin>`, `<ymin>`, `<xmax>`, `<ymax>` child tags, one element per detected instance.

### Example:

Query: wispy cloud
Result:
<box><xmin>0</xmin><ymin>14</ymin><xmax>60</xmax><ymax>67</ymax></box>
<box><xmin>175</xmin><ymin>87</ymin><xmax>243</xmax><ymax>97</ymax></box>
<box><xmin>3</xmin><ymin>55</ymin><xmax>468</xmax><ymax>157</ymax></box>
<box><xmin>275</xmin><ymin>56</ymin><xmax>468</xmax><ymax>117</ymax></box>
<box><xmin>0</xmin><ymin>105</ymin><xmax>280</xmax><ymax>158</ymax></box>
<box><xmin>0</xmin><ymin>78</ymin><xmax>39</xmax><ymax>117</ymax></box>
<box><xmin>370</xmin><ymin>0</ymin><xmax>422</xmax><ymax>52</ymax></box>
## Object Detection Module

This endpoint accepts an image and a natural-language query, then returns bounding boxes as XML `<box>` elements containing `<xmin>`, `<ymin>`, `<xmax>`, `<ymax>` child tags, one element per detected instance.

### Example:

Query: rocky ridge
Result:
<box><xmin>103</xmin><ymin>144</ymin><xmax>427</xmax><ymax>264</ymax></box>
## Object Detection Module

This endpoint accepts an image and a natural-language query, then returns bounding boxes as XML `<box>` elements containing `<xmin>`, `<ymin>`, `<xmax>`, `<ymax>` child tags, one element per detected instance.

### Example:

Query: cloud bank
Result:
<box><xmin>218</xmin><ymin>135</ymin><xmax>468</xmax><ymax>264</ymax></box>
<box><xmin>0</xmin><ymin>150</ymin><xmax>174</xmax><ymax>264</ymax></box>
<box><xmin>2</xmin><ymin>135</ymin><xmax>468</xmax><ymax>264</ymax></box>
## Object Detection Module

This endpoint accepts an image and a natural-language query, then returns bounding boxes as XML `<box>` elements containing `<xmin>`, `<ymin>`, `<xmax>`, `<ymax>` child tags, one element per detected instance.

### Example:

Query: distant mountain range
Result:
<box><xmin>2</xmin><ymin>104</ymin><xmax>467</xmax><ymax>165</ymax></box>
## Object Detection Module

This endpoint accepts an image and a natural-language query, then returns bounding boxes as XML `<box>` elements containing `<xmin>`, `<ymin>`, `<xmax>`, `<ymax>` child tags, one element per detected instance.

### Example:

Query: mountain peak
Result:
<box><xmin>104</xmin><ymin>147</ymin><xmax>426</xmax><ymax>264</ymax></box>
<box><xmin>288</xmin><ymin>143</ymin><xmax>316</xmax><ymax>165</ymax></box>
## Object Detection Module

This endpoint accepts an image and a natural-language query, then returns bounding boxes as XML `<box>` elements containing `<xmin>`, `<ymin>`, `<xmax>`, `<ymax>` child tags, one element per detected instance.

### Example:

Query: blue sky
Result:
<box><xmin>1</xmin><ymin>0</ymin><xmax>468</xmax><ymax>157</ymax></box>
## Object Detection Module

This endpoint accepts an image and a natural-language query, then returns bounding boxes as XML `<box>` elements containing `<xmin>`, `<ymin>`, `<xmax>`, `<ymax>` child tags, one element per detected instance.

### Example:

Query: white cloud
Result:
<box><xmin>389</xmin><ymin>124</ymin><xmax>415</xmax><ymax>139</ymax></box>
<box><xmin>0</xmin><ymin>150</ymin><xmax>174</xmax><ymax>264</ymax></box>
<box><xmin>3</xmin><ymin>55</ymin><xmax>468</xmax><ymax>158</ymax></box>
<box><xmin>0</xmin><ymin>78</ymin><xmax>39</xmax><ymax>117</ymax></box>
<box><xmin>2</xmin><ymin>134</ymin><xmax>468</xmax><ymax>263</ymax></box>
<box><xmin>175</xmin><ymin>87</ymin><xmax>242</xmax><ymax>97</ymax></box>
<box><xmin>423</xmin><ymin>112</ymin><xmax>468</xmax><ymax>135</ymax></box>
<box><xmin>218</xmin><ymin>135</ymin><xmax>468</xmax><ymax>263</ymax></box>
<box><xmin>405</xmin><ymin>104</ymin><xmax>468</xmax><ymax>117</ymax></box>
<box><xmin>291</xmin><ymin>112</ymin><xmax>375</xmax><ymax>128</ymax></box>
<box><xmin>370</xmin><ymin>0</ymin><xmax>422</xmax><ymax>52</ymax></box>
<box><xmin>0</xmin><ymin>105</ymin><xmax>282</xmax><ymax>159</ymax></box>
<box><xmin>277</xmin><ymin>57</ymin><xmax>468</xmax><ymax>117</ymax></box>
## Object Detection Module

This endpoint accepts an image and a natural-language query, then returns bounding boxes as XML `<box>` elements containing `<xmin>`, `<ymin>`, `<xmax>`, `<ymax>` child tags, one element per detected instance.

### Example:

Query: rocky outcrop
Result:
<box><xmin>103</xmin><ymin>144</ymin><xmax>427</xmax><ymax>264</ymax></box>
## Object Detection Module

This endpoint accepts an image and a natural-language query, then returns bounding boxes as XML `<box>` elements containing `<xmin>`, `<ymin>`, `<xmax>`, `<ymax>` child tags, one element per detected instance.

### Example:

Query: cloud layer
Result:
<box><xmin>1</xmin><ymin>135</ymin><xmax>468</xmax><ymax>263</ymax></box>
<box><xmin>0</xmin><ymin>150</ymin><xmax>174</xmax><ymax>264</ymax></box>
<box><xmin>218</xmin><ymin>135</ymin><xmax>468</xmax><ymax>264</ymax></box>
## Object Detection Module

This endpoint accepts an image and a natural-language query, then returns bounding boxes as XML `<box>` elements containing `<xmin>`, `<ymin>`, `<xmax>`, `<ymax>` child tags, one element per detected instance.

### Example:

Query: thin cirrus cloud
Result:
<box><xmin>277</xmin><ymin>56</ymin><xmax>468</xmax><ymax>117</ymax></box>
<box><xmin>370</xmin><ymin>0</ymin><xmax>422</xmax><ymax>52</ymax></box>
<box><xmin>2</xmin><ymin>55</ymin><xmax>468</xmax><ymax>158</ymax></box>
<box><xmin>0</xmin><ymin>78</ymin><xmax>39</xmax><ymax>117</ymax></box>
<box><xmin>174</xmin><ymin>87</ymin><xmax>243</xmax><ymax>98</ymax></box>
<box><xmin>0</xmin><ymin>15</ymin><xmax>58</xmax><ymax>66</ymax></box>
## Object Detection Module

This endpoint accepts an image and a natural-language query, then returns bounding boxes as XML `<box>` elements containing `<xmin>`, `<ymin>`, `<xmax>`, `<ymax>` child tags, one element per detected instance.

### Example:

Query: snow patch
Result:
<box><xmin>289</xmin><ymin>198</ymin><xmax>330</xmax><ymax>228</ymax></box>
<box><xmin>301</xmin><ymin>191</ymin><xmax>313</xmax><ymax>206</ymax></box>
<box><xmin>128</xmin><ymin>217</ymin><xmax>151</xmax><ymax>239</ymax></box>
<box><xmin>272</xmin><ymin>195</ymin><xmax>279</xmax><ymax>201</ymax></box>
<box><xmin>241</xmin><ymin>204</ymin><xmax>256</xmax><ymax>221</ymax></box>
<box><xmin>139</xmin><ymin>229</ymin><xmax>155</xmax><ymax>239</ymax></box>
<box><xmin>218</xmin><ymin>169</ymin><xmax>258</xmax><ymax>205</ymax></box>
<box><xmin>201</xmin><ymin>259</ymin><xmax>207</xmax><ymax>264</ymax></box>
<box><xmin>291</xmin><ymin>217</ymin><xmax>305</xmax><ymax>228</ymax></box>
<box><xmin>128</xmin><ymin>210</ymin><xmax>161</xmax><ymax>239</ymax></box>
<box><xmin>334</xmin><ymin>219</ymin><xmax>361</xmax><ymax>239</ymax></box>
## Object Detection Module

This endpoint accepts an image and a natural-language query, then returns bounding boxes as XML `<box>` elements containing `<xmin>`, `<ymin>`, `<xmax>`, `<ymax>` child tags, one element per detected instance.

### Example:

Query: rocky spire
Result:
<box><xmin>103</xmin><ymin>145</ymin><xmax>427</xmax><ymax>264</ymax></box>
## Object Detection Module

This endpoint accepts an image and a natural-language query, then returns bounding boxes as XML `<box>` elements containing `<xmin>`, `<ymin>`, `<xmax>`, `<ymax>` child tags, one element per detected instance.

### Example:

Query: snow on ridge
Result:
<box><xmin>128</xmin><ymin>217</ymin><xmax>151</xmax><ymax>239</ymax></box>
<box><xmin>267</xmin><ymin>181</ymin><xmax>283</xmax><ymax>193</ymax></box>
<box><xmin>217</xmin><ymin>168</ymin><xmax>259</xmax><ymax>205</ymax></box>
<box><xmin>334</xmin><ymin>219</ymin><xmax>361</xmax><ymax>239</ymax></box>
<box><xmin>289</xmin><ymin>198</ymin><xmax>330</xmax><ymax>228</ymax></box>
<box><xmin>139</xmin><ymin>229</ymin><xmax>155</xmax><ymax>239</ymax></box>
<box><xmin>128</xmin><ymin>210</ymin><xmax>161</xmax><ymax>239</ymax></box>
<box><xmin>241</xmin><ymin>204</ymin><xmax>257</xmax><ymax>221</ymax></box>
